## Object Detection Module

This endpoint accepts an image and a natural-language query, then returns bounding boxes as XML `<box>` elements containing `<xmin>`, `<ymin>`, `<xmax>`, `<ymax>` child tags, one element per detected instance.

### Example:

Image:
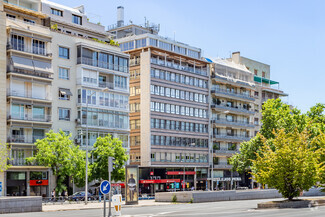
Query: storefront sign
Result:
<box><xmin>30</xmin><ymin>180</ymin><xmax>48</xmax><ymax>186</ymax></box>
<box><xmin>214</xmin><ymin>177</ymin><xmax>241</xmax><ymax>182</ymax></box>
<box><xmin>125</xmin><ymin>165</ymin><xmax>139</xmax><ymax>205</ymax></box>
<box><xmin>166</xmin><ymin>171</ymin><xmax>196</xmax><ymax>175</ymax></box>
<box><xmin>139</xmin><ymin>179</ymin><xmax>180</xmax><ymax>184</ymax></box>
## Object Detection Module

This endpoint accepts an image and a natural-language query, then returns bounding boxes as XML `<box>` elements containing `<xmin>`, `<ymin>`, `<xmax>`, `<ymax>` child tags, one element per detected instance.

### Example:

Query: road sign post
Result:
<box><xmin>100</xmin><ymin>180</ymin><xmax>111</xmax><ymax>217</ymax></box>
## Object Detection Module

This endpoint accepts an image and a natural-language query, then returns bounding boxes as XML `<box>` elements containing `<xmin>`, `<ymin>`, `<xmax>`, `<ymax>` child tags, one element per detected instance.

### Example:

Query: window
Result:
<box><xmin>59</xmin><ymin>108</ymin><xmax>70</xmax><ymax>121</ymax></box>
<box><xmin>254</xmin><ymin>69</ymin><xmax>258</xmax><ymax>75</ymax></box>
<box><xmin>51</xmin><ymin>8</ymin><xmax>63</xmax><ymax>16</ymax></box>
<box><xmin>59</xmin><ymin>67</ymin><xmax>69</xmax><ymax>80</ymax></box>
<box><xmin>72</xmin><ymin>14</ymin><xmax>82</xmax><ymax>25</ymax></box>
<box><xmin>262</xmin><ymin>71</ymin><xmax>266</xmax><ymax>78</ymax></box>
<box><xmin>11</xmin><ymin>35</ymin><xmax>24</xmax><ymax>51</ymax></box>
<box><xmin>24</xmin><ymin>18</ymin><xmax>35</xmax><ymax>25</ymax></box>
<box><xmin>59</xmin><ymin>88</ymin><xmax>72</xmax><ymax>100</ymax></box>
<box><xmin>6</xmin><ymin>14</ymin><xmax>16</xmax><ymax>20</ymax></box>
<box><xmin>59</xmin><ymin>46</ymin><xmax>69</xmax><ymax>59</ymax></box>
<box><xmin>136</xmin><ymin>38</ymin><xmax>146</xmax><ymax>48</ymax></box>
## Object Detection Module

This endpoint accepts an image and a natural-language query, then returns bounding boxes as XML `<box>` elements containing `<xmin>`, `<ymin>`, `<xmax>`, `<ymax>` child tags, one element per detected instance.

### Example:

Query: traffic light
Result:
<box><xmin>109</xmin><ymin>157</ymin><xmax>115</xmax><ymax>172</ymax></box>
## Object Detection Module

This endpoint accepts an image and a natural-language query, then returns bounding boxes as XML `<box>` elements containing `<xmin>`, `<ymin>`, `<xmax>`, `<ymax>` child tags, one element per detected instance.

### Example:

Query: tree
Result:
<box><xmin>230</xmin><ymin>99</ymin><xmax>325</xmax><ymax>172</ymax></box>
<box><xmin>90</xmin><ymin>135</ymin><xmax>128</xmax><ymax>182</ymax></box>
<box><xmin>251</xmin><ymin>129</ymin><xmax>325</xmax><ymax>200</ymax></box>
<box><xmin>27</xmin><ymin>130</ymin><xmax>86</xmax><ymax>194</ymax></box>
<box><xmin>0</xmin><ymin>142</ymin><xmax>11</xmax><ymax>172</ymax></box>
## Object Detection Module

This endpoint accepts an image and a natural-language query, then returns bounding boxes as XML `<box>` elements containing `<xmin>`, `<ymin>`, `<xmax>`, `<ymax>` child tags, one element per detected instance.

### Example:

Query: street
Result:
<box><xmin>2</xmin><ymin>198</ymin><xmax>325</xmax><ymax>217</ymax></box>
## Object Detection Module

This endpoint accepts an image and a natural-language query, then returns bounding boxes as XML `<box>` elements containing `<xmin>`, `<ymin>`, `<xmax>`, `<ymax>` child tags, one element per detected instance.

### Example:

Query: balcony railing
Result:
<box><xmin>211</xmin><ymin>118</ymin><xmax>255</xmax><ymax>128</ymax></box>
<box><xmin>211</xmin><ymin>88</ymin><xmax>254</xmax><ymax>101</ymax></box>
<box><xmin>8</xmin><ymin>68</ymin><xmax>53</xmax><ymax>79</ymax></box>
<box><xmin>211</xmin><ymin>74</ymin><xmax>254</xmax><ymax>87</ymax></box>
<box><xmin>77</xmin><ymin>57</ymin><xmax>128</xmax><ymax>73</ymax></box>
<box><xmin>8</xmin><ymin>159</ymin><xmax>39</xmax><ymax>166</ymax></box>
<box><xmin>7</xmin><ymin>43</ymin><xmax>51</xmax><ymax>57</ymax></box>
<box><xmin>214</xmin><ymin>149</ymin><xmax>239</xmax><ymax>155</ymax></box>
<box><xmin>7</xmin><ymin>89</ymin><xmax>51</xmax><ymax>101</ymax></box>
<box><xmin>150</xmin><ymin>58</ymin><xmax>207</xmax><ymax>76</ymax></box>
<box><xmin>211</xmin><ymin>103</ymin><xmax>255</xmax><ymax>115</ymax></box>
<box><xmin>4</xmin><ymin>1</ymin><xmax>38</xmax><ymax>11</ymax></box>
<box><xmin>8</xmin><ymin>114</ymin><xmax>51</xmax><ymax>122</ymax></box>
<box><xmin>98</xmin><ymin>81</ymin><xmax>115</xmax><ymax>89</ymax></box>
<box><xmin>7</xmin><ymin>135</ymin><xmax>44</xmax><ymax>144</ymax></box>
<box><xmin>214</xmin><ymin>163</ymin><xmax>233</xmax><ymax>169</ymax></box>
<box><xmin>213</xmin><ymin>133</ymin><xmax>251</xmax><ymax>141</ymax></box>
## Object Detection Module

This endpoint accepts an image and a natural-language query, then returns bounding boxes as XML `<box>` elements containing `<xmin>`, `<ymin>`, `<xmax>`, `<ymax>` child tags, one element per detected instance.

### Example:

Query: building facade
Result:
<box><xmin>208</xmin><ymin>58</ymin><xmax>256</xmax><ymax>190</ymax></box>
<box><xmin>109</xmin><ymin>19</ymin><xmax>210</xmax><ymax>194</ymax></box>
<box><xmin>0</xmin><ymin>0</ymin><xmax>130</xmax><ymax>197</ymax></box>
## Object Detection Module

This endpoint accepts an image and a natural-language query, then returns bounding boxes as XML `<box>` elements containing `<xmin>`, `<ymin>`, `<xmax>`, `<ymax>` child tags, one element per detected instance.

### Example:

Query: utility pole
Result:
<box><xmin>108</xmin><ymin>157</ymin><xmax>114</xmax><ymax>217</ymax></box>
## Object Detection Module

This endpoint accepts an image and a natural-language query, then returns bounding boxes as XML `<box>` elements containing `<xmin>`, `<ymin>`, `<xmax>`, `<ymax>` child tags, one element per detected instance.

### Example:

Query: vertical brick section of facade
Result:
<box><xmin>0</xmin><ymin>1</ymin><xmax>7</xmax><ymax>196</ymax></box>
<box><xmin>140</xmin><ymin>50</ymin><xmax>151</xmax><ymax>166</ymax></box>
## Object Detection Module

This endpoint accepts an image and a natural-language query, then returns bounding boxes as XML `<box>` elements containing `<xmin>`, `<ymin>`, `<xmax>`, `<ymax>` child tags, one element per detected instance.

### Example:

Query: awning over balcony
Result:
<box><xmin>11</xmin><ymin>56</ymin><xmax>34</xmax><ymax>71</ymax></box>
<box><xmin>59</xmin><ymin>88</ymin><xmax>73</xmax><ymax>96</ymax></box>
<box><xmin>10</xmin><ymin>56</ymin><xmax>53</xmax><ymax>73</ymax></box>
<box><xmin>254</xmin><ymin>76</ymin><xmax>279</xmax><ymax>85</ymax></box>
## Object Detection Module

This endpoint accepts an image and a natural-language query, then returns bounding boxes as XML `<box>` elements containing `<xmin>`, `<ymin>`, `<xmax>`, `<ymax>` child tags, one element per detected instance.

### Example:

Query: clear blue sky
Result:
<box><xmin>51</xmin><ymin>0</ymin><xmax>325</xmax><ymax>112</ymax></box>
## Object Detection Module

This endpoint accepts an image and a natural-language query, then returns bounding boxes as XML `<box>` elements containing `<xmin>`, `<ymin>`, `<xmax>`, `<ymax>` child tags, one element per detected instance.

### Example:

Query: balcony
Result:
<box><xmin>7</xmin><ymin>135</ymin><xmax>44</xmax><ymax>144</ymax></box>
<box><xmin>98</xmin><ymin>81</ymin><xmax>115</xmax><ymax>90</ymax></box>
<box><xmin>8</xmin><ymin>159</ymin><xmax>39</xmax><ymax>166</ymax></box>
<box><xmin>150</xmin><ymin>58</ymin><xmax>208</xmax><ymax>76</ymax></box>
<box><xmin>211</xmin><ymin>118</ymin><xmax>255</xmax><ymax>128</ymax></box>
<box><xmin>211</xmin><ymin>74</ymin><xmax>254</xmax><ymax>88</ymax></box>
<box><xmin>214</xmin><ymin>149</ymin><xmax>239</xmax><ymax>156</ymax></box>
<box><xmin>211</xmin><ymin>88</ymin><xmax>255</xmax><ymax>102</ymax></box>
<box><xmin>213</xmin><ymin>134</ymin><xmax>251</xmax><ymax>142</ymax></box>
<box><xmin>77</xmin><ymin>57</ymin><xmax>128</xmax><ymax>73</ymax></box>
<box><xmin>7</xmin><ymin>89</ymin><xmax>51</xmax><ymax>101</ymax></box>
<box><xmin>7</xmin><ymin>43</ymin><xmax>51</xmax><ymax>58</ymax></box>
<box><xmin>211</xmin><ymin>103</ymin><xmax>255</xmax><ymax>115</ymax></box>
<box><xmin>8</xmin><ymin>68</ymin><xmax>53</xmax><ymax>80</ymax></box>
<box><xmin>8</xmin><ymin>114</ymin><xmax>51</xmax><ymax>123</ymax></box>
<box><xmin>214</xmin><ymin>163</ymin><xmax>233</xmax><ymax>170</ymax></box>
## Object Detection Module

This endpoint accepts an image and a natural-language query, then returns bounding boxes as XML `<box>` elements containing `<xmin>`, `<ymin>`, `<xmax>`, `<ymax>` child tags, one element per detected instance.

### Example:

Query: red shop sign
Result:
<box><xmin>30</xmin><ymin>180</ymin><xmax>48</xmax><ymax>186</ymax></box>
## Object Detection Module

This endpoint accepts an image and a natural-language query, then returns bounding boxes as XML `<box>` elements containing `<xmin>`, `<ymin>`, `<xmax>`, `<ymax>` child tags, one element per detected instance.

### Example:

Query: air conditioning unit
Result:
<box><xmin>75</xmin><ymin>118</ymin><xmax>81</xmax><ymax>124</ymax></box>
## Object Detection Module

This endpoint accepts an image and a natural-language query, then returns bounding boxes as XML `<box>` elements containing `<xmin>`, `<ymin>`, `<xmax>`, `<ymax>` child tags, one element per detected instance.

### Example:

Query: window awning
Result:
<box><xmin>254</xmin><ymin>76</ymin><xmax>279</xmax><ymax>85</ymax></box>
<box><xmin>59</xmin><ymin>88</ymin><xmax>73</xmax><ymax>96</ymax></box>
<box><xmin>33</xmin><ymin>59</ymin><xmax>53</xmax><ymax>73</ymax></box>
<box><xmin>11</xmin><ymin>56</ymin><xmax>34</xmax><ymax>71</ymax></box>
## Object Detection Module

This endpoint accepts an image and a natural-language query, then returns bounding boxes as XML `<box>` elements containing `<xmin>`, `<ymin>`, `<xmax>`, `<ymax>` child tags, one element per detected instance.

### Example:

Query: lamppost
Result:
<box><xmin>85</xmin><ymin>87</ymin><xmax>108</xmax><ymax>205</ymax></box>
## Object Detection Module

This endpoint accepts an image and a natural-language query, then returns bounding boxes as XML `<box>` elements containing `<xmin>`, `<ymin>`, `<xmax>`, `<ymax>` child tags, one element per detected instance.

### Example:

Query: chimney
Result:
<box><xmin>117</xmin><ymin>6</ymin><xmax>124</xmax><ymax>27</ymax></box>
<box><xmin>232</xmin><ymin>51</ymin><xmax>240</xmax><ymax>64</ymax></box>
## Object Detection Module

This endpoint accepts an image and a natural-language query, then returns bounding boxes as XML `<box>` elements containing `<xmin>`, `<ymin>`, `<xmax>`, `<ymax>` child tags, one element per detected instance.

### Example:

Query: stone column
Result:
<box><xmin>26</xmin><ymin>171</ymin><xmax>30</xmax><ymax>196</ymax></box>
<box><xmin>194</xmin><ymin>167</ymin><xmax>197</xmax><ymax>190</ymax></box>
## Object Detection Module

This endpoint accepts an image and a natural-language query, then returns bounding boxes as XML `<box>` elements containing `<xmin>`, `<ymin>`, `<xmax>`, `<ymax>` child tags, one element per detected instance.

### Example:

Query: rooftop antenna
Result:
<box><xmin>144</xmin><ymin>16</ymin><xmax>147</xmax><ymax>27</ymax></box>
<box><xmin>173</xmin><ymin>31</ymin><xmax>176</xmax><ymax>41</ymax></box>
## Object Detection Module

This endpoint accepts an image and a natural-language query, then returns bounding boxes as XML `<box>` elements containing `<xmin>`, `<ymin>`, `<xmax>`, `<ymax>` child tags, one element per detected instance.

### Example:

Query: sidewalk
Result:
<box><xmin>42</xmin><ymin>200</ymin><xmax>172</xmax><ymax>212</ymax></box>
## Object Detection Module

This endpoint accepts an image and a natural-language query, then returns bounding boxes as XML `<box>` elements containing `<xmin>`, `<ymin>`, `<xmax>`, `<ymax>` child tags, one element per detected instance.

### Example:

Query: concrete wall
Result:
<box><xmin>156</xmin><ymin>189</ymin><xmax>325</xmax><ymax>203</ymax></box>
<box><xmin>155</xmin><ymin>190</ymin><xmax>282</xmax><ymax>203</ymax></box>
<box><xmin>0</xmin><ymin>196</ymin><xmax>42</xmax><ymax>213</ymax></box>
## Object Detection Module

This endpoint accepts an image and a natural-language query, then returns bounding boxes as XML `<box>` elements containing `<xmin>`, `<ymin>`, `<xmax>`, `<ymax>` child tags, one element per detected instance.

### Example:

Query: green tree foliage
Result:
<box><xmin>0</xmin><ymin>142</ymin><xmax>11</xmax><ymax>172</ymax></box>
<box><xmin>90</xmin><ymin>135</ymin><xmax>128</xmax><ymax>182</ymax></box>
<box><xmin>26</xmin><ymin>130</ymin><xmax>86</xmax><ymax>194</ymax></box>
<box><xmin>230</xmin><ymin>99</ymin><xmax>325</xmax><ymax>172</ymax></box>
<box><xmin>251</xmin><ymin>129</ymin><xmax>325</xmax><ymax>200</ymax></box>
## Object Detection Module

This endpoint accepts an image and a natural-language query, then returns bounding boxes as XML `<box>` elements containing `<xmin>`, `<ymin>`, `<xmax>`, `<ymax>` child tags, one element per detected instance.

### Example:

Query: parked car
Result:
<box><xmin>69</xmin><ymin>191</ymin><xmax>93</xmax><ymax>201</ymax></box>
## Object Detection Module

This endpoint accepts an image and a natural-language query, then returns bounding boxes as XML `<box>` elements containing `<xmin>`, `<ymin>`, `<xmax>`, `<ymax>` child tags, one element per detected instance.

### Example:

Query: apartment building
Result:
<box><xmin>1</xmin><ymin>0</ymin><xmax>53</xmax><ymax>197</ymax></box>
<box><xmin>108</xmin><ymin>9</ymin><xmax>210</xmax><ymax>193</ymax></box>
<box><xmin>229</xmin><ymin>52</ymin><xmax>288</xmax><ymax>135</ymax></box>
<box><xmin>208</xmin><ymin>58</ymin><xmax>256</xmax><ymax>190</ymax></box>
<box><xmin>0</xmin><ymin>0</ymin><xmax>130</xmax><ymax>197</ymax></box>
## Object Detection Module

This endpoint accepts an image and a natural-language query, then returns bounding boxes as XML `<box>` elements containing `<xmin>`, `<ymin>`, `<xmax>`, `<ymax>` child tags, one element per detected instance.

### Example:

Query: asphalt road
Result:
<box><xmin>2</xmin><ymin>199</ymin><xmax>325</xmax><ymax>217</ymax></box>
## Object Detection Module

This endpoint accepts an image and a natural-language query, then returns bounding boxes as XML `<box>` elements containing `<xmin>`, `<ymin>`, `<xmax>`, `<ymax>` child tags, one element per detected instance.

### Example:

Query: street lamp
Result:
<box><xmin>85</xmin><ymin>87</ymin><xmax>109</xmax><ymax>205</ymax></box>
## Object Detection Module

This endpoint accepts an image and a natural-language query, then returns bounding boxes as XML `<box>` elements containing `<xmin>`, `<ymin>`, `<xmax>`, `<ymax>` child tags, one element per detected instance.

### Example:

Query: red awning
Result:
<box><xmin>166</xmin><ymin>171</ymin><xmax>196</xmax><ymax>175</ymax></box>
<box><xmin>139</xmin><ymin>179</ymin><xmax>180</xmax><ymax>184</ymax></box>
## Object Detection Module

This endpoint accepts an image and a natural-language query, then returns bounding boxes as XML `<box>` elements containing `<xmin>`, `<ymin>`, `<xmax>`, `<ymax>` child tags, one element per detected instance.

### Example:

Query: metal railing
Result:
<box><xmin>214</xmin><ymin>149</ymin><xmax>239</xmax><ymax>155</ymax></box>
<box><xmin>214</xmin><ymin>163</ymin><xmax>233</xmax><ymax>169</ymax></box>
<box><xmin>98</xmin><ymin>81</ymin><xmax>115</xmax><ymax>89</ymax></box>
<box><xmin>150</xmin><ymin>58</ymin><xmax>208</xmax><ymax>76</ymax></box>
<box><xmin>7</xmin><ymin>135</ymin><xmax>44</xmax><ymax>143</ymax></box>
<box><xmin>7</xmin><ymin>89</ymin><xmax>51</xmax><ymax>100</ymax></box>
<box><xmin>211</xmin><ymin>88</ymin><xmax>254</xmax><ymax>101</ymax></box>
<box><xmin>8</xmin><ymin>68</ymin><xmax>53</xmax><ymax>79</ymax></box>
<box><xmin>77</xmin><ymin>57</ymin><xmax>128</xmax><ymax>73</ymax></box>
<box><xmin>7</xmin><ymin>43</ymin><xmax>51</xmax><ymax>57</ymax></box>
<box><xmin>211</xmin><ymin>103</ymin><xmax>255</xmax><ymax>114</ymax></box>
<box><xmin>213</xmin><ymin>133</ymin><xmax>251</xmax><ymax>141</ymax></box>
<box><xmin>211</xmin><ymin>118</ymin><xmax>255</xmax><ymax>128</ymax></box>
<box><xmin>211</xmin><ymin>74</ymin><xmax>254</xmax><ymax>87</ymax></box>
<box><xmin>8</xmin><ymin>114</ymin><xmax>52</xmax><ymax>122</ymax></box>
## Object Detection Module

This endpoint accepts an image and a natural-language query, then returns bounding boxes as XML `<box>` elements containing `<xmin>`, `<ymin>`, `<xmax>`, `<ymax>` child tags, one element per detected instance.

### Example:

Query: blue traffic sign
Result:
<box><xmin>100</xmin><ymin>180</ymin><xmax>111</xmax><ymax>195</ymax></box>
